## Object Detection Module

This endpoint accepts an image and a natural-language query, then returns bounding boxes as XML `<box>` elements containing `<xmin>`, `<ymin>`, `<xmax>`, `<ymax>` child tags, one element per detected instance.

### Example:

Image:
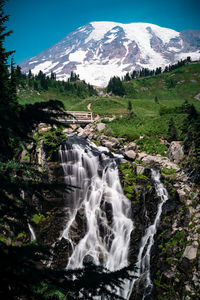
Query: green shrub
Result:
<box><xmin>35</xmin><ymin>127</ymin><xmax>67</xmax><ymax>160</ymax></box>
<box><xmin>136</xmin><ymin>136</ymin><xmax>167</xmax><ymax>155</ymax></box>
<box><xmin>31</xmin><ymin>213</ymin><xmax>47</xmax><ymax>225</ymax></box>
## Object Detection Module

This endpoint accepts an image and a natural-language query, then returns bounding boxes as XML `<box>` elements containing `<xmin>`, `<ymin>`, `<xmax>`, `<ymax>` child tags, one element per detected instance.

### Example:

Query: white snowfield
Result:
<box><xmin>21</xmin><ymin>21</ymin><xmax>200</xmax><ymax>87</ymax></box>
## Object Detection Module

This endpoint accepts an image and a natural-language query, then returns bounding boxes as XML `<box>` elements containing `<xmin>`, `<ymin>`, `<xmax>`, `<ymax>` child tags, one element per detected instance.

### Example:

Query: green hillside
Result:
<box><xmin>18</xmin><ymin>63</ymin><xmax>200</xmax><ymax>116</ymax></box>
<box><xmin>123</xmin><ymin>63</ymin><xmax>200</xmax><ymax>100</ymax></box>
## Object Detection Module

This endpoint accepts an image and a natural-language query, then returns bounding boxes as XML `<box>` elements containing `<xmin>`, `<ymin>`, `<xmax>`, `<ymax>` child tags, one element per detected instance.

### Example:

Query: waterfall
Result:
<box><xmin>127</xmin><ymin>168</ymin><xmax>169</xmax><ymax>299</ymax></box>
<box><xmin>58</xmin><ymin>137</ymin><xmax>134</xmax><ymax>299</ymax></box>
<box><xmin>28</xmin><ymin>223</ymin><xmax>36</xmax><ymax>241</ymax></box>
<box><xmin>57</xmin><ymin>137</ymin><xmax>169</xmax><ymax>299</ymax></box>
<box><xmin>21</xmin><ymin>190</ymin><xmax>37</xmax><ymax>242</ymax></box>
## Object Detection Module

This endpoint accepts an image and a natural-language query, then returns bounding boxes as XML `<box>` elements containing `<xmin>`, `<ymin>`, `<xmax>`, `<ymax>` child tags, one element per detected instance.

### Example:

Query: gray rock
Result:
<box><xmin>77</xmin><ymin>128</ymin><xmax>88</xmax><ymax>138</ymax></box>
<box><xmin>125</xmin><ymin>142</ymin><xmax>137</xmax><ymax>151</ymax></box>
<box><xmin>137</xmin><ymin>152</ymin><xmax>147</xmax><ymax>161</ymax></box>
<box><xmin>102</xmin><ymin>140</ymin><xmax>115</xmax><ymax>150</ymax></box>
<box><xmin>96</xmin><ymin>123</ymin><xmax>106</xmax><ymax>132</ymax></box>
<box><xmin>194</xmin><ymin>93</ymin><xmax>200</xmax><ymax>101</ymax></box>
<box><xmin>167</xmin><ymin>141</ymin><xmax>184</xmax><ymax>163</ymax></box>
<box><xmin>136</xmin><ymin>165</ymin><xmax>145</xmax><ymax>175</ymax></box>
<box><xmin>77</xmin><ymin>127</ymin><xmax>83</xmax><ymax>133</ymax></box>
<box><xmin>125</xmin><ymin>150</ymin><xmax>136</xmax><ymax>160</ymax></box>
<box><xmin>182</xmin><ymin>242</ymin><xmax>198</xmax><ymax>261</ymax></box>
<box><xmin>177</xmin><ymin>189</ymin><xmax>186</xmax><ymax>202</ymax></box>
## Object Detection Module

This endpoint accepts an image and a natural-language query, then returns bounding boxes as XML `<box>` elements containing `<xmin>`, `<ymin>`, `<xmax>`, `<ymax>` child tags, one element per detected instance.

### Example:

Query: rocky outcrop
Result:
<box><xmin>124</xmin><ymin>150</ymin><xmax>137</xmax><ymax>160</ymax></box>
<box><xmin>150</xmin><ymin>170</ymin><xmax>200</xmax><ymax>300</ymax></box>
<box><xmin>35</xmin><ymin>127</ymin><xmax>200</xmax><ymax>299</ymax></box>
<box><xmin>182</xmin><ymin>241</ymin><xmax>198</xmax><ymax>267</ymax></box>
<box><xmin>167</xmin><ymin>141</ymin><xmax>184</xmax><ymax>163</ymax></box>
<box><xmin>194</xmin><ymin>93</ymin><xmax>200</xmax><ymax>101</ymax></box>
<box><xmin>96</xmin><ymin>122</ymin><xmax>106</xmax><ymax>132</ymax></box>
<box><xmin>137</xmin><ymin>152</ymin><xmax>180</xmax><ymax>171</ymax></box>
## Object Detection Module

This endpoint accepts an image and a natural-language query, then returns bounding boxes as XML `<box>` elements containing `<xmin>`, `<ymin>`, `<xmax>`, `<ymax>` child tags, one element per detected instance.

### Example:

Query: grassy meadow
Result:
<box><xmin>18</xmin><ymin>63</ymin><xmax>200</xmax><ymax>143</ymax></box>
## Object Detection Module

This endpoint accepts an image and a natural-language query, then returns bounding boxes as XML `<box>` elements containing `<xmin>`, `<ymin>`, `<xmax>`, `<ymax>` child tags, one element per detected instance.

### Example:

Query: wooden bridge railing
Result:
<box><xmin>62</xmin><ymin>111</ymin><xmax>94</xmax><ymax>124</ymax></box>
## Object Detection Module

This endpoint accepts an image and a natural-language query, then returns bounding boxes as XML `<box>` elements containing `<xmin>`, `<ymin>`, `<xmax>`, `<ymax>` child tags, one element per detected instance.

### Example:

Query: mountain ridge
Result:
<box><xmin>20</xmin><ymin>21</ymin><xmax>200</xmax><ymax>86</ymax></box>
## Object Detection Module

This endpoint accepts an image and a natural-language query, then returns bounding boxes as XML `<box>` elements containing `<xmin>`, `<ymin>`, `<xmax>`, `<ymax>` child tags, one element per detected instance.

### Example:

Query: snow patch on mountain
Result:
<box><xmin>69</xmin><ymin>50</ymin><xmax>87</xmax><ymax>62</ymax></box>
<box><xmin>31</xmin><ymin>61</ymin><xmax>58</xmax><ymax>75</ymax></box>
<box><xmin>20</xmin><ymin>21</ymin><xmax>200</xmax><ymax>86</ymax></box>
<box><xmin>175</xmin><ymin>52</ymin><xmax>200</xmax><ymax>61</ymax></box>
<box><xmin>85</xmin><ymin>21</ymin><xmax>119</xmax><ymax>43</ymax></box>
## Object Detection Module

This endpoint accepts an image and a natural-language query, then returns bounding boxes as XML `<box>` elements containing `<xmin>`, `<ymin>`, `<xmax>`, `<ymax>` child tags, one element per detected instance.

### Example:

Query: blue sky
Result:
<box><xmin>4</xmin><ymin>0</ymin><xmax>200</xmax><ymax>64</ymax></box>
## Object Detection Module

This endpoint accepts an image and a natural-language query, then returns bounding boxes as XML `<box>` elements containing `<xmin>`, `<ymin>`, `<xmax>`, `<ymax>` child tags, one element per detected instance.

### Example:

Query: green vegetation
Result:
<box><xmin>135</xmin><ymin>137</ymin><xmax>167</xmax><ymax>156</ymax></box>
<box><xmin>31</xmin><ymin>213</ymin><xmax>48</xmax><ymax>225</ymax></box>
<box><xmin>16</xmin><ymin>67</ymin><xmax>97</xmax><ymax>101</ymax></box>
<box><xmin>167</xmin><ymin>117</ymin><xmax>178</xmax><ymax>142</ymax></box>
<box><xmin>123</xmin><ymin>63</ymin><xmax>200</xmax><ymax>100</ymax></box>
<box><xmin>107</xmin><ymin>76</ymin><xmax>125</xmax><ymax>96</ymax></box>
<box><xmin>35</xmin><ymin>127</ymin><xmax>67</xmax><ymax>160</ymax></box>
<box><xmin>119</xmin><ymin>162</ymin><xmax>150</xmax><ymax>202</ymax></box>
<box><xmin>161</xmin><ymin>167</ymin><xmax>176</xmax><ymax>178</ymax></box>
<box><xmin>120</xmin><ymin>162</ymin><xmax>137</xmax><ymax>200</ymax></box>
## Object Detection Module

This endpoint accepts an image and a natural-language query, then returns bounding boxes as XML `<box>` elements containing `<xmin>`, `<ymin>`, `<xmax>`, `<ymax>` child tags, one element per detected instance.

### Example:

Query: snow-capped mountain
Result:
<box><xmin>20</xmin><ymin>22</ymin><xmax>200</xmax><ymax>87</ymax></box>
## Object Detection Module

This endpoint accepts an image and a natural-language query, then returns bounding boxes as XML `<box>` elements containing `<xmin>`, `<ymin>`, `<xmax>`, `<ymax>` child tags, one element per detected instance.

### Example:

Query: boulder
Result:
<box><xmin>194</xmin><ymin>93</ymin><xmax>200</xmax><ymax>101</ymax></box>
<box><xmin>182</xmin><ymin>242</ymin><xmax>198</xmax><ymax>261</ymax></box>
<box><xmin>140</xmin><ymin>153</ymin><xmax>180</xmax><ymax>171</ymax></box>
<box><xmin>77</xmin><ymin>127</ymin><xmax>88</xmax><ymax>138</ymax></box>
<box><xmin>101</xmin><ymin>140</ymin><xmax>115</xmax><ymax>150</ymax></box>
<box><xmin>124</xmin><ymin>150</ymin><xmax>136</xmax><ymax>160</ymax></box>
<box><xmin>77</xmin><ymin>127</ymin><xmax>84</xmax><ymax>134</ymax></box>
<box><xmin>136</xmin><ymin>165</ymin><xmax>145</xmax><ymax>175</ymax></box>
<box><xmin>182</xmin><ymin>241</ymin><xmax>199</xmax><ymax>269</ymax></box>
<box><xmin>167</xmin><ymin>141</ymin><xmax>184</xmax><ymax>163</ymax></box>
<box><xmin>96</xmin><ymin>123</ymin><xmax>106</xmax><ymax>132</ymax></box>
<box><xmin>63</xmin><ymin>128</ymin><xmax>73</xmax><ymax>133</ymax></box>
<box><xmin>125</xmin><ymin>142</ymin><xmax>137</xmax><ymax>151</ymax></box>
<box><xmin>137</xmin><ymin>152</ymin><xmax>147</xmax><ymax>161</ymax></box>
<box><xmin>162</xmin><ymin>270</ymin><xmax>175</xmax><ymax>283</ymax></box>
<box><xmin>177</xmin><ymin>189</ymin><xmax>186</xmax><ymax>202</ymax></box>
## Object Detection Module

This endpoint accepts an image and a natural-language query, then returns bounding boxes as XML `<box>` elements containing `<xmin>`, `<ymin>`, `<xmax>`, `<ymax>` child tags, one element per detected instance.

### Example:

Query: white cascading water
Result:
<box><xmin>58</xmin><ymin>137</ymin><xmax>134</xmax><ymax>299</ymax></box>
<box><xmin>21</xmin><ymin>190</ymin><xmax>37</xmax><ymax>242</ymax></box>
<box><xmin>127</xmin><ymin>169</ymin><xmax>169</xmax><ymax>299</ymax></box>
<box><xmin>28</xmin><ymin>223</ymin><xmax>36</xmax><ymax>241</ymax></box>
<box><xmin>58</xmin><ymin>137</ymin><xmax>169</xmax><ymax>299</ymax></box>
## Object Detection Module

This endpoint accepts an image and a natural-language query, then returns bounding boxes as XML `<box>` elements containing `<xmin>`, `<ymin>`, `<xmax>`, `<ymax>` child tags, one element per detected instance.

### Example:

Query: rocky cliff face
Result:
<box><xmin>20</xmin><ymin>22</ymin><xmax>200</xmax><ymax>86</ymax></box>
<box><xmin>32</xmin><ymin>123</ymin><xmax>200</xmax><ymax>299</ymax></box>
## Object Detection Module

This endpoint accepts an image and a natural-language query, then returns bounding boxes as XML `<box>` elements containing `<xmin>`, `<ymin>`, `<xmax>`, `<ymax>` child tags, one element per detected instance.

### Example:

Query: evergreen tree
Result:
<box><xmin>155</xmin><ymin>67</ymin><xmax>162</xmax><ymax>75</ymax></box>
<box><xmin>28</xmin><ymin>69</ymin><xmax>33</xmax><ymax>79</ymax></box>
<box><xmin>107</xmin><ymin>76</ymin><xmax>125</xmax><ymax>96</ymax></box>
<box><xmin>131</xmin><ymin>70</ymin><xmax>137</xmax><ymax>79</ymax></box>
<box><xmin>33</xmin><ymin>80</ymin><xmax>38</xmax><ymax>91</ymax></box>
<box><xmin>50</xmin><ymin>71</ymin><xmax>56</xmax><ymax>80</ymax></box>
<box><xmin>154</xmin><ymin>96</ymin><xmax>159</xmax><ymax>104</ymax></box>
<box><xmin>69</xmin><ymin>71</ymin><xmax>80</xmax><ymax>82</ymax></box>
<box><xmin>127</xmin><ymin>100</ymin><xmax>133</xmax><ymax>118</ymax></box>
<box><xmin>163</xmin><ymin>66</ymin><xmax>169</xmax><ymax>73</ymax></box>
<box><xmin>181</xmin><ymin>100</ymin><xmax>190</xmax><ymax>113</ymax></box>
<box><xmin>9</xmin><ymin>57</ymin><xmax>17</xmax><ymax>103</ymax></box>
<box><xmin>167</xmin><ymin>117</ymin><xmax>178</xmax><ymax>142</ymax></box>
<box><xmin>124</xmin><ymin>72</ymin><xmax>131</xmax><ymax>81</ymax></box>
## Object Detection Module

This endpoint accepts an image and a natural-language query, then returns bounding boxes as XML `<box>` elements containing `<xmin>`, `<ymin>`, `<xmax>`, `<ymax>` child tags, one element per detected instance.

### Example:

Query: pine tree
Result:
<box><xmin>9</xmin><ymin>57</ymin><xmax>17</xmax><ymax>103</ymax></box>
<box><xmin>124</xmin><ymin>72</ymin><xmax>131</xmax><ymax>81</ymax></box>
<box><xmin>107</xmin><ymin>76</ymin><xmax>125</xmax><ymax>96</ymax></box>
<box><xmin>167</xmin><ymin>117</ymin><xmax>178</xmax><ymax>142</ymax></box>
<box><xmin>154</xmin><ymin>96</ymin><xmax>159</xmax><ymax>104</ymax></box>
<box><xmin>28</xmin><ymin>69</ymin><xmax>33</xmax><ymax>79</ymax></box>
<box><xmin>128</xmin><ymin>100</ymin><xmax>133</xmax><ymax>118</ymax></box>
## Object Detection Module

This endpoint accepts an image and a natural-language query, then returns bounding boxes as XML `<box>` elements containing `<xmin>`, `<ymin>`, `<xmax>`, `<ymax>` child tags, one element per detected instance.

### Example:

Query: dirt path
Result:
<box><xmin>87</xmin><ymin>103</ymin><xmax>91</xmax><ymax>110</ymax></box>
